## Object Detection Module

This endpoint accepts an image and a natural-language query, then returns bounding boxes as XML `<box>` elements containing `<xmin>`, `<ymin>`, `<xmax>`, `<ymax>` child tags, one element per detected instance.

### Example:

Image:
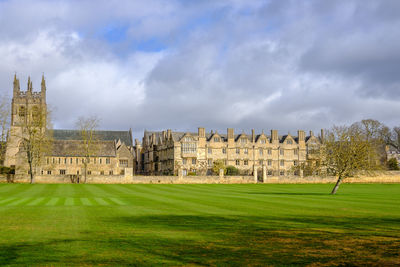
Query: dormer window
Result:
<box><xmin>214</xmin><ymin>137</ymin><xmax>220</xmax><ymax>142</ymax></box>
<box><xmin>240</xmin><ymin>138</ymin><xmax>246</xmax><ymax>144</ymax></box>
<box><xmin>287</xmin><ymin>139</ymin><xmax>293</xmax><ymax>144</ymax></box>
<box><xmin>260</xmin><ymin>139</ymin><xmax>266</xmax><ymax>144</ymax></box>
<box><xmin>184</xmin><ymin>137</ymin><xmax>192</xmax><ymax>142</ymax></box>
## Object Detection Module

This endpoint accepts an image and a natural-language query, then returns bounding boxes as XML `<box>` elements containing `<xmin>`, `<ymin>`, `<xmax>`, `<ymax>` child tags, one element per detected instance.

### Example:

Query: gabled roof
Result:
<box><xmin>53</xmin><ymin>129</ymin><xmax>133</xmax><ymax>146</ymax></box>
<box><xmin>49</xmin><ymin>140</ymin><xmax>116</xmax><ymax>157</ymax></box>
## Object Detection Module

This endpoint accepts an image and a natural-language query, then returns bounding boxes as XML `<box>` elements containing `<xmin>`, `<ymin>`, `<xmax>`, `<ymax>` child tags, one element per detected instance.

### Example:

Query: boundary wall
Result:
<box><xmin>1</xmin><ymin>171</ymin><xmax>399</xmax><ymax>184</ymax></box>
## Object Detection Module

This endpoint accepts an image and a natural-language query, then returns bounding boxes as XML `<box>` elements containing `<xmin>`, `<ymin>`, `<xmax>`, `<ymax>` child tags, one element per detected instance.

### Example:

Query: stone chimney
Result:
<box><xmin>251</xmin><ymin>129</ymin><xmax>255</xmax><ymax>143</ymax></box>
<box><xmin>198</xmin><ymin>127</ymin><xmax>205</xmax><ymax>138</ymax></box>
<box><xmin>271</xmin><ymin>130</ymin><xmax>278</xmax><ymax>143</ymax></box>
<box><xmin>227</xmin><ymin>128</ymin><xmax>234</xmax><ymax>139</ymax></box>
<box><xmin>298</xmin><ymin>130</ymin><xmax>305</xmax><ymax>142</ymax></box>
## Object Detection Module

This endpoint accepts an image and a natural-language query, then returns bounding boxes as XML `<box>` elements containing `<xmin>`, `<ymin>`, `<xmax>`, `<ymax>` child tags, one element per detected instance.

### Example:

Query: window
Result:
<box><xmin>182</xmin><ymin>169</ymin><xmax>187</xmax><ymax>176</ymax></box>
<box><xmin>244</xmin><ymin>160</ymin><xmax>248</xmax><ymax>166</ymax></box>
<box><xmin>294</xmin><ymin>149</ymin><xmax>298</xmax><ymax>155</ymax></box>
<box><xmin>236</xmin><ymin>148</ymin><xmax>240</xmax><ymax>154</ymax></box>
<box><xmin>60</xmin><ymin>169</ymin><xmax>66</xmax><ymax>175</ymax></box>
<box><xmin>184</xmin><ymin>137</ymin><xmax>193</xmax><ymax>142</ymax></box>
<box><xmin>259</xmin><ymin>148</ymin><xmax>263</xmax><ymax>156</ymax></box>
<box><xmin>280</xmin><ymin>160</ymin><xmax>284</xmax><ymax>166</ymax></box>
<box><xmin>182</xmin><ymin>143</ymin><xmax>197</xmax><ymax>153</ymax></box>
<box><xmin>183</xmin><ymin>159</ymin><xmax>187</xmax><ymax>165</ymax></box>
<box><xmin>70</xmin><ymin>158</ymin><xmax>72</xmax><ymax>164</ymax></box>
<box><xmin>268</xmin><ymin>170</ymin><xmax>273</xmax><ymax>175</ymax></box>
<box><xmin>88</xmin><ymin>158</ymin><xmax>91</xmax><ymax>164</ymax></box>
<box><xmin>77</xmin><ymin>170</ymin><xmax>79</xmax><ymax>175</ymax></box>
<box><xmin>222</xmin><ymin>148</ymin><xmax>226</xmax><ymax>154</ymax></box>
<box><xmin>240</xmin><ymin>138</ymin><xmax>247</xmax><ymax>144</ymax></box>
<box><xmin>58</xmin><ymin>158</ymin><xmax>61</xmax><ymax>164</ymax></box>
<box><xmin>53</xmin><ymin>158</ymin><xmax>55</xmax><ymax>164</ymax></box>
<box><xmin>94</xmin><ymin>158</ymin><xmax>96</xmax><ymax>164</ymax></box>
<box><xmin>18</xmin><ymin>106</ymin><xmax>26</xmax><ymax>118</ymax></box>
<box><xmin>100</xmin><ymin>171</ymin><xmax>104</xmax><ymax>175</ymax></box>
<box><xmin>192</xmin><ymin>158</ymin><xmax>196</xmax><ymax>165</ymax></box>
<box><xmin>280</xmin><ymin>170</ymin><xmax>285</xmax><ymax>176</ymax></box>
<box><xmin>235</xmin><ymin>159</ymin><xmax>240</xmax><ymax>166</ymax></box>
<box><xmin>224</xmin><ymin>160</ymin><xmax>227</xmax><ymax>165</ymax></box>
<box><xmin>119</xmin><ymin>159</ymin><xmax>128</xmax><ymax>167</ymax></box>
<box><xmin>244</xmin><ymin>148</ymin><xmax>248</xmax><ymax>154</ymax></box>
<box><xmin>76</xmin><ymin>158</ymin><xmax>78</xmax><ymax>164</ymax></box>
<box><xmin>268</xmin><ymin>159</ymin><xmax>272</xmax><ymax>166</ymax></box>
<box><xmin>64</xmin><ymin>158</ymin><xmax>67</xmax><ymax>164</ymax></box>
<box><xmin>109</xmin><ymin>170</ymin><xmax>113</xmax><ymax>175</ymax></box>
<box><xmin>214</xmin><ymin>137</ymin><xmax>220</xmax><ymax>142</ymax></box>
<box><xmin>87</xmin><ymin>170</ymin><xmax>91</xmax><ymax>175</ymax></box>
<box><xmin>294</xmin><ymin>160</ymin><xmax>298</xmax><ymax>166</ymax></box>
<box><xmin>208</xmin><ymin>159</ymin><xmax>213</xmax><ymax>166</ymax></box>
<box><xmin>268</xmin><ymin>148</ymin><xmax>272</xmax><ymax>155</ymax></box>
<box><xmin>120</xmin><ymin>169</ymin><xmax>125</xmax><ymax>175</ymax></box>
<box><xmin>46</xmin><ymin>158</ymin><xmax>49</xmax><ymax>164</ymax></box>
<box><xmin>260</xmin><ymin>139</ymin><xmax>266</xmax><ymax>144</ymax></box>
<box><xmin>47</xmin><ymin>170</ymin><xmax>52</xmax><ymax>175</ymax></box>
<box><xmin>287</xmin><ymin>139</ymin><xmax>293</xmax><ymax>144</ymax></box>
<box><xmin>259</xmin><ymin>160</ymin><xmax>263</xmax><ymax>165</ymax></box>
<box><xmin>208</xmin><ymin>148</ymin><xmax>212</xmax><ymax>154</ymax></box>
<box><xmin>106</xmin><ymin>158</ymin><xmax>110</xmax><ymax>164</ymax></box>
<box><xmin>280</xmin><ymin>149</ymin><xmax>284</xmax><ymax>156</ymax></box>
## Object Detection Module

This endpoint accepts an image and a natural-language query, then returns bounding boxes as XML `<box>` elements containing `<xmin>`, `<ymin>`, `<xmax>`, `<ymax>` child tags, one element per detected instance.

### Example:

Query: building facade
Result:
<box><xmin>136</xmin><ymin>128</ymin><xmax>323</xmax><ymax>176</ymax></box>
<box><xmin>5</xmin><ymin>75</ymin><xmax>135</xmax><ymax>181</ymax></box>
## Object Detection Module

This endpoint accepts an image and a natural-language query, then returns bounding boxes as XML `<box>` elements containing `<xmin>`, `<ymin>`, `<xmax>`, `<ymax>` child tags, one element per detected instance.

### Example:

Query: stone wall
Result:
<box><xmin>1</xmin><ymin>172</ymin><xmax>399</xmax><ymax>184</ymax></box>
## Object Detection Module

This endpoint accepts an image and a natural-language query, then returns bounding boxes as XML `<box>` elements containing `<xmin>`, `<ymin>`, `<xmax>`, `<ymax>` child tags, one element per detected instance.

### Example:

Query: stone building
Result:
<box><xmin>5</xmin><ymin>75</ymin><xmax>135</xmax><ymax>181</ymax></box>
<box><xmin>136</xmin><ymin>127</ymin><xmax>323</xmax><ymax>177</ymax></box>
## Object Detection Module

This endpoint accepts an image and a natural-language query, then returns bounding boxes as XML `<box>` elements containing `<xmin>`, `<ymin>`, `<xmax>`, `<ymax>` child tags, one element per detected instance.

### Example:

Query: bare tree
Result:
<box><xmin>76</xmin><ymin>116</ymin><xmax>100</xmax><ymax>183</ymax></box>
<box><xmin>18</xmin><ymin>105</ymin><xmax>53</xmax><ymax>184</ymax></box>
<box><xmin>323</xmin><ymin>125</ymin><xmax>382</xmax><ymax>195</ymax></box>
<box><xmin>382</xmin><ymin>126</ymin><xmax>400</xmax><ymax>153</ymax></box>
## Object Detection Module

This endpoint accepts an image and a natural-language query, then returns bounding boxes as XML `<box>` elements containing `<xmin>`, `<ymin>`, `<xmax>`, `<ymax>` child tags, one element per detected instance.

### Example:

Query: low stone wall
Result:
<box><xmin>1</xmin><ymin>172</ymin><xmax>399</xmax><ymax>184</ymax></box>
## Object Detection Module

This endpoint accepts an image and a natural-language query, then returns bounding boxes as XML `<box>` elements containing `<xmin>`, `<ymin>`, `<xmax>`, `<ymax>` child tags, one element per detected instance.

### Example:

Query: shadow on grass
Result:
<box><xmin>1</xmin><ymin>215</ymin><xmax>399</xmax><ymax>266</ymax></box>
<box><xmin>244</xmin><ymin>192</ymin><xmax>329</xmax><ymax>196</ymax></box>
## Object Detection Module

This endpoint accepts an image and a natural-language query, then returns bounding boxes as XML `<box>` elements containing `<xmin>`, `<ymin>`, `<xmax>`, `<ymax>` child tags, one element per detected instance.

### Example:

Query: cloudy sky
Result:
<box><xmin>0</xmin><ymin>0</ymin><xmax>399</xmax><ymax>139</ymax></box>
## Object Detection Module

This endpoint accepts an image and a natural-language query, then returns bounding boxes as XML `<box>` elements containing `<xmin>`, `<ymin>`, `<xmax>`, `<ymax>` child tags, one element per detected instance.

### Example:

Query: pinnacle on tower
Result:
<box><xmin>27</xmin><ymin>76</ymin><xmax>32</xmax><ymax>92</ymax></box>
<box><xmin>41</xmin><ymin>73</ymin><xmax>46</xmax><ymax>91</ymax></box>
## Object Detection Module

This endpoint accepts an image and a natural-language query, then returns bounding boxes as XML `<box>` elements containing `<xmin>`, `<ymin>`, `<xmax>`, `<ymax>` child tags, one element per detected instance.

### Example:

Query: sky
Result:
<box><xmin>0</xmin><ymin>0</ymin><xmax>399</xmax><ymax>140</ymax></box>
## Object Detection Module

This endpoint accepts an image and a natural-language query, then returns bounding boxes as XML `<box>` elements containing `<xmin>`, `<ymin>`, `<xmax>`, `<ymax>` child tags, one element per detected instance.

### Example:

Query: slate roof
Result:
<box><xmin>49</xmin><ymin>140</ymin><xmax>116</xmax><ymax>157</ymax></box>
<box><xmin>53</xmin><ymin>129</ymin><xmax>133</xmax><ymax>146</ymax></box>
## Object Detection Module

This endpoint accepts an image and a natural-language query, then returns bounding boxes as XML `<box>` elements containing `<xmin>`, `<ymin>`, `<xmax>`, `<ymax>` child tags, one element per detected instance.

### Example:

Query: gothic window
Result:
<box><xmin>31</xmin><ymin>106</ymin><xmax>40</xmax><ymax>123</ymax></box>
<box><xmin>235</xmin><ymin>159</ymin><xmax>240</xmax><ymax>166</ymax></box>
<box><xmin>47</xmin><ymin>170</ymin><xmax>52</xmax><ymax>175</ymax></box>
<box><xmin>280</xmin><ymin>160</ymin><xmax>284</xmax><ymax>166</ymax></box>
<box><xmin>106</xmin><ymin>158</ymin><xmax>110</xmax><ymax>164</ymax></box>
<box><xmin>294</xmin><ymin>149</ymin><xmax>298</xmax><ymax>155</ymax></box>
<box><xmin>280</xmin><ymin>170</ymin><xmax>285</xmax><ymax>176</ymax></box>
<box><xmin>244</xmin><ymin>160</ymin><xmax>248</xmax><ymax>166</ymax></box>
<box><xmin>192</xmin><ymin>158</ymin><xmax>196</xmax><ymax>165</ymax></box>
<box><xmin>87</xmin><ymin>171</ymin><xmax>91</xmax><ymax>175</ymax></box>
<box><xmin>236</xmin><ymin>148</ymin><xmax>240</xmax><ymax>154</ymax></box>
<box><xmin>64</xmin><ymin>158</ymin><xmax>67</xmax><ymax>164</ymax></box>
<box><xmin>259</xmin><ymin>148</ymin><xmax>263</xmax><ymax>156</ymax></box>
<box><xmin>60</xmin><ymin>169</ymin><xmax>66</xmax><ymax>175</ymax></box>
<box><xmin>109</xmin><ymin>170</ymin><xmax>113</xmax><ymax>175</ymax></box>
<box><xmin>70</xmin><ymin>158</ymin><xmax>72</xmax><ymax>164</ymax></box>
<box><xmin>268</xmin><ymin>160</ymin><xmax>272</xmax><ymax>166</ymax></box>
<box><xmin>268</xmin><ymin>148</ymin><xmax>272</xmax><ymax>155</ymax></box>
<box><xmin>280</xmin><ymin>149</ymin><xmax>284</xmax><ymax>156</ymax></box>
<box><xmin>100</xmin><ymin>171</ymin><xmax>104</xmax><ymax>175</ymax></box>
<box><xmin>294</xmin><ymin>160</ymin><xmax>298</xmax><ymax>166</ymax></box>
<box><xmin>244</xmin><ymin>148</ymin><xmax>248</xmax><ymax>154</ymax></box>
<box><xmin>18</xmin><ymin>106</ymin><xmax>26</xmax><ymax>119</ymax></box>
<box><xmin>222</xmin><ymin>148</ymin><xmax>226</xmax><ymax>154</ymax></box>
<box><xmin>208</xmin><ymin>159</ymin><xmax>213</xmax><ymax>166</ymax></box>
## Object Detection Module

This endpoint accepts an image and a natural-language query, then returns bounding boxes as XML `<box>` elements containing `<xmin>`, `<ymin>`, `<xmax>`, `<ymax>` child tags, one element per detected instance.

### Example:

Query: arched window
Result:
<box><xmin>31</xmin><ymin>106</ymin><xmax>40</xmax><ymax>122</ymax></box>
<box><xmin>18</xmin><ymin>106</ymin><xmax>26</xmax><ymax>119</ymax></box>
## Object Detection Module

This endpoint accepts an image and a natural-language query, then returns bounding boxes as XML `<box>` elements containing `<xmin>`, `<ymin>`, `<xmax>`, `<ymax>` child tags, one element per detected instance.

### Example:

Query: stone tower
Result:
<box><xmin>4</xmin><ymin>74</ymin><xmax>47</xmax><ymax>167</ymax></box>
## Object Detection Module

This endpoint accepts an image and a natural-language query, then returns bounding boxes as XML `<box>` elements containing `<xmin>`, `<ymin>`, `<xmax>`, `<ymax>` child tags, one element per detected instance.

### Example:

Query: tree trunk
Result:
<box><xmin>331</xmin><ymin>176</ymin><xmax>342</xmax><ymax>195</ymax></box>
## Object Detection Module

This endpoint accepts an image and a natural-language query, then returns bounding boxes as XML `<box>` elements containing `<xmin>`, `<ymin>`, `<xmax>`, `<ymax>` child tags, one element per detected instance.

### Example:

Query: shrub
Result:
<box><xmin>188</xmin><ymin>171</ymin><xmax>197</xmax><ymax>176</ymax></box>
<box><xmin>212</xmin><ymin>160</ymin><xmax>226</xmax><ymax>175</ymax></box>
<box><xmin>226</xmin><ymin>166</ymin><xmax>239</xmax><ymax>176</ymax></box>
<box><xmin>387</xmin><ymin>158</ymin><xmax>400</xmax><ymax>170</ymax></box>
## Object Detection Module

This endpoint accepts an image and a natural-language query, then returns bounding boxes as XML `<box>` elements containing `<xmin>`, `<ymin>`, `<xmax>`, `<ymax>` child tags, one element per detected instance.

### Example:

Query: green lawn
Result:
<box><xmin>0</xmin><ymin>184</ymin><xmax>399</xmax><ymax>266</ymax></box>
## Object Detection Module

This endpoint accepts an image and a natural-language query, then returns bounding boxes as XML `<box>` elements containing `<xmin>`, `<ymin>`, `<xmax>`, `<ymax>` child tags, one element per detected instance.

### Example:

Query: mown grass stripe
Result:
<box><xmin>80</xmin><ymin>198</ymin><xmax>93</xmax><ymax>206</ymax></box>
<box><xmin>26</xmin><ymin>197</ymin><xmax>46</xmax><ymax>206</ymax></box>
<box><xmin>93</xmin><ymin>197</ymin><xmax>110</xmax><ymax>206</ymax></box>
<box><xmin>0</xmin><ymin>197</ymin><xmax>17</xmax><ymax>205</ymax></box>
<box><xmin>45</xmin><ymin>198</ymin><xmax>60</xmax><ymax>206</ymax></box>
<box><xmin>6</xmin><ymin>198</ymin><xmax>32</xmax><ymax>206</ymax></box>
<box><xmin>64</xmin><ymin>198</ymin><xmax>75</xmax><ymax>206</ymax></box>
<box><xmin>108</xmin><ymin>198</ymin><xmax>127</xmax><ymax>206</ymax></box>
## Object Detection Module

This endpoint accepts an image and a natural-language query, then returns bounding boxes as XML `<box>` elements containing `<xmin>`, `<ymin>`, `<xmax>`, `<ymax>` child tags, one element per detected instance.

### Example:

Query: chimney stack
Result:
<box><xmin>198</xmin><ymin>127</ymin><xmax>205</xmax><ymax>138</ymax></box>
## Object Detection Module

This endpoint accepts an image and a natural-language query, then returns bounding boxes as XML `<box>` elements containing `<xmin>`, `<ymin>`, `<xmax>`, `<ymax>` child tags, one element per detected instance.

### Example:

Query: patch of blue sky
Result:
<box><xmin>100</xmin><ymin>23</ymin><xmax>129</xmax><ymax>43</ymax></box>
<box><xmin>133</xmin><ymin>38</ymin><xmax>167</xmax><ymax>52</ymax></box>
